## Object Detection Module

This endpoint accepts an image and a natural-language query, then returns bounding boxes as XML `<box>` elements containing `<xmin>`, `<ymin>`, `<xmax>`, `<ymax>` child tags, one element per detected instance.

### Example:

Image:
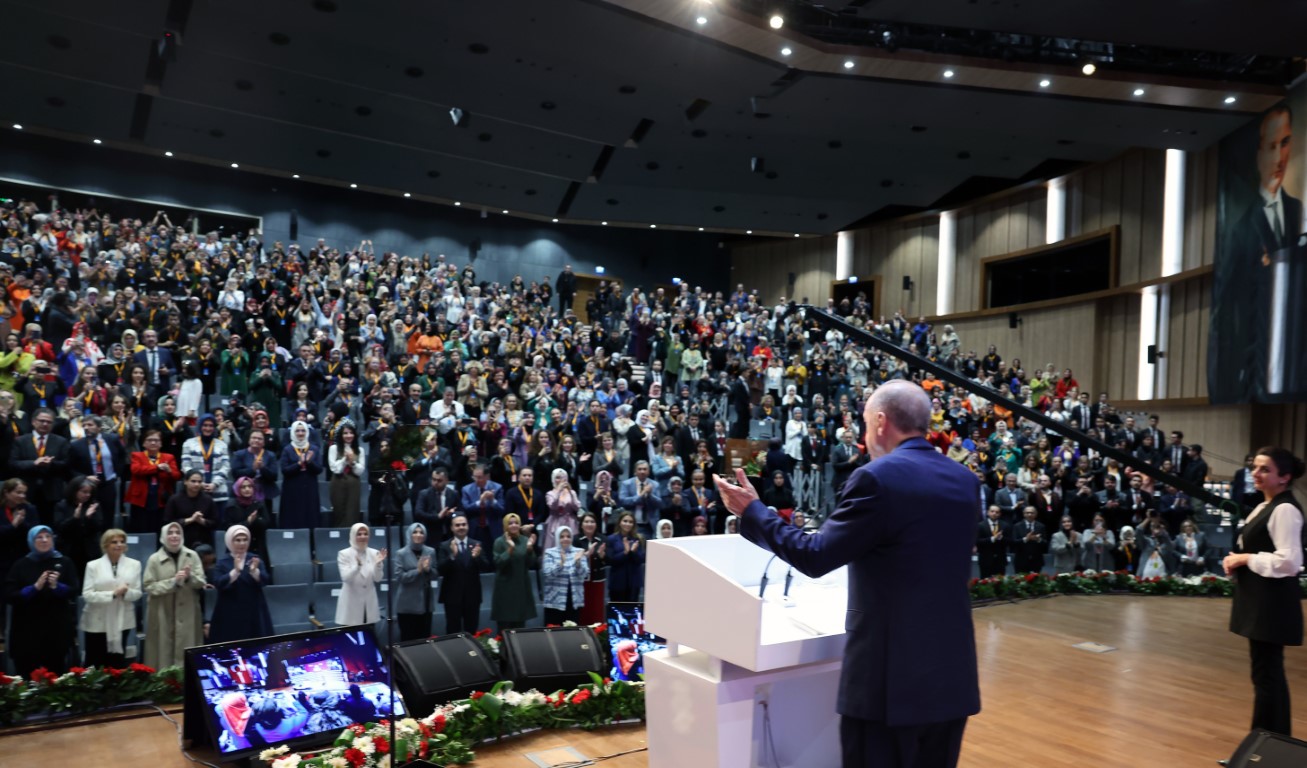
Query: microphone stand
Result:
<box><xmin>381</xmin><ymin>468</ymin><xmax>402</xmax><ymax>765</ymax></box>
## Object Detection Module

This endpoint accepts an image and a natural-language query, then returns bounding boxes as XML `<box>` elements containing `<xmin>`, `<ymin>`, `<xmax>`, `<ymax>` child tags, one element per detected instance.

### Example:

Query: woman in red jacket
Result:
<box><xmin>125</xmin><ymin>429</ymin><xmax>182</xmax><ymax>534</ymax></box>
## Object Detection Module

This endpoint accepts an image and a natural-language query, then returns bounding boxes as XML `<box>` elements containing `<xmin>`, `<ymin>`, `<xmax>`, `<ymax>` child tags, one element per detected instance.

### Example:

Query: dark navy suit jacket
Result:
<box><xmin>740</xmin><ymin>436</ymin><xmax>982</xmax><ymax>727</ymax></box>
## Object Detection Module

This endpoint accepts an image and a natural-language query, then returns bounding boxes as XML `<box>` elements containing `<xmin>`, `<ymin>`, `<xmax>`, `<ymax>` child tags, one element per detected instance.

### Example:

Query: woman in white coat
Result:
<box><xmin>81</xmin><ymin>528</ymin><xmax>143</xmax><ymax>667</ymax></box>
<box><xmin>336</xmin><ymin>522</ymin><xmax>387</xmax><ymax>626</ymax></box>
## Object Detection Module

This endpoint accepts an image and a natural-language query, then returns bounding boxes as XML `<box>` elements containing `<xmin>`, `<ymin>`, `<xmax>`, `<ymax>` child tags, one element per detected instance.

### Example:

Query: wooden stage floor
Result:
<box><xmin>4</xmin><ymin>595</ymin><xmax>1301</xmax><ymax>767</ymax></box>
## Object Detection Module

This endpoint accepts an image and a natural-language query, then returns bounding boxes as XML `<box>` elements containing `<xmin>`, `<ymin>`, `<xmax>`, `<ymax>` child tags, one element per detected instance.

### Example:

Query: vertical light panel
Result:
<box><xmin>835</xmin><ymin>230</ymin><xmax>854</xmax><ymax>281</ymax></box>
<box><xmin>1045</xmin><ymin>176</ymin><xmax>1067</xmax><ymax>244</ymax></box>
<box><xmin>937</xmin><ymin>211</ymin><xmax>956</xmax><ymax>315</ymax></box>
<box><xmin>1138</xmin><ymin>148</ymin><xmax>1186</xmax><ymax>399</ymax></box>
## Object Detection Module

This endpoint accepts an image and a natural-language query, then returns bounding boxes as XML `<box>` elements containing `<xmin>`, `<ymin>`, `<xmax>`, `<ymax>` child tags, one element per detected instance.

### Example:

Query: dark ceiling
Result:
<box><xmin>0</xmin><ymin>0</ymin><xmax>1275</xmax><ymax>235</ymax></box>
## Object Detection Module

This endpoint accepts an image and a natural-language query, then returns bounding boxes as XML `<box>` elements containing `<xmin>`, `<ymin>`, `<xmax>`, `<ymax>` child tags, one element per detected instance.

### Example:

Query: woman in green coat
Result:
<box><xmin>491</xmin><ymin>513</ymin><xmax>538</xmax><ymax>631</ymax></box>
<box><xmin>248</xmin><ymin>356</ymin><xmax>284</xmax><ymax>427</ymax></box>
<box><xmin>218</xmin><ymin>337</ymin><xmax>251</xmax><ymax>397</ymax></box>
<box><xmin>0</xmin><ymin>332</ymin><xmax>33</xmax><ymax>407</ymax></box>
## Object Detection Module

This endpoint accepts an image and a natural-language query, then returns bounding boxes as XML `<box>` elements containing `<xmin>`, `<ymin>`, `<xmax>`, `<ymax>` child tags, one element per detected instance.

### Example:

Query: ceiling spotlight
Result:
<box><xmin>454</xmin><ymin>201</ymin><xmax>461</xmax><ymax>206</ymax></box>
<box><xmin>695</xmin><ymin>16</ymin><xmax>707</xmax><ymax>25</ymax></box>
<box><xmin>92</xmin><ymin>138</ymin><xmax>102</xmax><ymax>144</ymax></box>
<box><xmin>552</xmin><ymin>218</ymin><xmax>559</xmax><ymax>222</ymax></box>
<box><xmin>164</xmin><ymin>150</ymin><xmax>173</xmax><ymax>157</ymax></box>
<box><xmin>943</xmin><ymin>70</ymin><xmax>954</xmax><ymax>79</ymax></box>
<box><xmin>403</xmin><ymin>192</ymin><xmax>411</xmax><ymax>197</ymax></box>
<box><xmin>1039</xmin><ymin>79</ymin><xmax>1051</xmax><ymax>88</ymax></box>
<box><xmin>292</xmin><ymin>174</ymin><xmax>300</xmax><ymax>178</ymax></box>
<box><xmin>698</xmin><ymin>227</ymin><xmax>705</xmax><ymax>231</ymax></box>
<box><xmin>1081</xmin><ymin>62</ymin><xmax>1097</xmax><ymax>76</ymax></box>
<box><xmin>781</xmin><ymin>46</ymin><xmax>792</xmax><ymax>56</ymax></box>
<box><xmin>769</xmin><ymin>14</ymin><xmax>783</xmax><ymax>29</ymax></box>
<box><xmin>230</xmin><ymin>162</ymin><xmax>239</xmax><ymax>168</ymax></box>
<box><xmin>501</xmin><ymin>209</ymin><xmax>508</xmax><ymax>214</ymax></box>
<box><xmin>601</xmin><ymin>221</ymin><xmax>608</xmax><ymax>225</ymax></box>
<box><xmin>1224</xmin><ymin>95</ymin><xmax>1237</xmax><ymax>104</ymax></box>
<box><xmin>1133</xmin><ymin>88</ymin><xmax>1145</xmax><ymax>97</ymax></box>
<box><xmin>595</xmin><ymin>266</ymin><xmax>605</xmax><ymax>275</ymax></box>
<box><xmin>349</xmin><ymin>183</ymin><xmax>358</xmax><ymax>188</ymax></box>
<box><xmin>794</xmin><ymin>233</ymin><xmax>800</xmax><ymax>237</ymax></box>
<box><xmin>746</xmin><ymin>230</ymin><xmax>753</xmax><ymax>234</ymax></box>
<box><xmin>650</xmin><ymin>224</ymin><xmax>657</xmax><ymax>228</ymax></box>
<box><xmin>11</xmin><ymin>124</ymin><xmax>21</xmax><ymax>130</ymax></box>
<box><xmin>843</xmin><ymin>60</ymin><xmax>855</xmax><ymax>69</ymax></box>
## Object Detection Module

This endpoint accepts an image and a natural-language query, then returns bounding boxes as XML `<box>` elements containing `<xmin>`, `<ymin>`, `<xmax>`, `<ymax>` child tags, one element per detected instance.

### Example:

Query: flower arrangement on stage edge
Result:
<box><xmin>968</xmin><ymin>571</ymin><xmax>1307</xmax><ymax>601</ymax></box>
<box><xmin>0</xmin><ymin>664</ymin><xmax>182</xmax><ymax>725</ymax></box>
<box><xmin>262</xmin><ymin>675</ymin><xmax>647</xmax><ymax>768</ymax></box>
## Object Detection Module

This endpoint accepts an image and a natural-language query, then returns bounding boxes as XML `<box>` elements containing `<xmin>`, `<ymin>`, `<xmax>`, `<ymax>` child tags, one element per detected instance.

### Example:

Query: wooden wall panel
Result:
<box><xmin>1114</xmin><ymin>404</ymin><xmax>1253</xmax><ymax>481</ymax></box>
<box><xmin>947</xmin><ymin>302</ymin><xmax>1099</xmax><ymax>391</ymax></box>
<box><xmin>1183</xmin><ymin>145</ymin><xmax>1222</xmax><ymax>270</ymax></box>
<box><xmin>729</xmin><ymin>235</ymin><xmax>837</xmax><ymax>306</ymax></box>
<box><xmin>1251</xmin><ymin>404</ymin><xmax>1307</xmax><ymax>495</ymax></box>
<box><xmin>1164</xmin><ymin>274</ymin><xmax>1212</xmax><ymax>400</ymax></box>
<box><xmin>952</xmin><ymin>187</ymin><xmax>1046</xmax><ymax>313</ymax></box>
<box><xmin>1095</xmin><ymin>294</ymin><xmax>1141</xmax><ymax>401</ymax></box>
<box><xmin>1070</xmin><ymin>149</ymin><xmax>1166</xmax><ymax>283</ymax></box>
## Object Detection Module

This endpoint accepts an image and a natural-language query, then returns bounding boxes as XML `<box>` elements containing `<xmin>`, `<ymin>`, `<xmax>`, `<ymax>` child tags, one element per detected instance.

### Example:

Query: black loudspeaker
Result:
<box><xmin>392</xmin><ymin>633</ymin><xmax>500</xmax><ymax>716</ymax></box>
<box><xmin>1008</xmin><ymin>312</ymin><xmax>1020</xmax><ymax>329</ymax></box>
<box><xmin>500</xmin><ymin>626</ymin><xmax>606</xmax><ymax>693</ymax></box>
<box><xmin>1227</xmin><ymin>730</ymin><xmax>1307</xmax><ymax>767</ymax></box>
<box><xmin>901</xmin><ymin>275</ymin><xmax>912</xmax><ymax>290</ymax></box>
<box><xmin>289</xmin><ymin>210</ymin><xmax>298</xmax><ymax>241</ymax></box>
<box><xmin>1146</xmin><ymin>344</ymin><xmax>1158</xmax><ymax>364</ymax></box>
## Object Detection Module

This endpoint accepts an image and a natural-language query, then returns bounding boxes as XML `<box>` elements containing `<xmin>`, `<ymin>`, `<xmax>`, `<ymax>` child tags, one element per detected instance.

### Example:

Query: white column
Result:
<box><xmin>936</xmin><ymin>211</ymin><xmax>956</xmax><ymax>315</ymax></box>
<box><xmin>835</xmin><ymin>230</ymin><xmax>854</xmax><ymax>281</ymax></box>
<box><xmin>1138</xmin><ymin>149</ymin><xmax>1186</xmax><ymax>399</ymax></box>
<box><xmin>1046</xmin><ymin>176</ymin><xmax>1067</xmax><ymax>244</ymax></box>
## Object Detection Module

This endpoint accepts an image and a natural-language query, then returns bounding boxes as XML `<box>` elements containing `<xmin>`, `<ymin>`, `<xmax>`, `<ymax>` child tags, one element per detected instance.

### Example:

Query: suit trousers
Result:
<box><xmin>840</xmin><ymin>715</ymin><xmax>967</xmax><ymax>768</ymax></box>
<box><xmin>1250</xmin><ymin>639</ymin><xmax>1292</xmax><ymax>735</ymax></box>
<box><xmin>443</xmin><ymin>600</ymin><xmax>481</xmax><ymax>635</ymax></box>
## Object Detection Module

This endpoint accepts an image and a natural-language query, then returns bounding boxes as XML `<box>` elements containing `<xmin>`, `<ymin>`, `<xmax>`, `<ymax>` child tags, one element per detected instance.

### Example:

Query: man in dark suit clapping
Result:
<box><xmin>9</xmin><ymin>408</ymin><xmax>71</xmax><ymax>523</ymax></box>
<box><xmin>435</xmin><ymin>514</ymin><xmax>491</xmax><ymax>634</ymax></box>
<box><xmin>715</xmin><ymin>380</ymin><xmax>980</xmax><ymax>768</ymax></box>
<box><xmin>68</xmin><ymin>415</ymin><xmax>127</xmax><ymax>525</ymax></box>
<box><xmin>1010</xmin><ymin>506</ymin><xmax>1047</xmax><ymax>574</ymax></box>
<box><xmin>976</xmin><ymin>505</ymin><xmax>1011</xmax><ymax>578</ymax></box>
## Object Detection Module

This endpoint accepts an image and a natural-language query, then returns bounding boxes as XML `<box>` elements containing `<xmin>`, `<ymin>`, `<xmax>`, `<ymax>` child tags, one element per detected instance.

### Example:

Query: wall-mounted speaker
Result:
<box><xmin>1008</xmin><ymin>312</ymin><xmax>1020</xmax><ymax>329</ymax></box>
<box><xmin>1146</xmin><ymin>344</ymin><xmax>1158</xmax><ymax>364</ymax></box>
<box><xmin>901</xmin><ymin>275</ymin><xmax>913</xmax><ymax>291</ymax></box>
<box><xmin>288</xmin><ymin>210</ymin><xmax>298</xmax><ymax>241</ymax></box>
<box><xmin>787</xmin><ymin>272</ymin><xmax>796</xmax><ymax>285</ymax></box>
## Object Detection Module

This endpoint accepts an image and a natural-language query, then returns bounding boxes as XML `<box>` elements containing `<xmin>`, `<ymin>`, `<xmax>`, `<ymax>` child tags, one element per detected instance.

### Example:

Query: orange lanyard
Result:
<box><xmin>519</xmin><ymin>485</ymin><xmax>533</xmax><ymax>507</ymax></box>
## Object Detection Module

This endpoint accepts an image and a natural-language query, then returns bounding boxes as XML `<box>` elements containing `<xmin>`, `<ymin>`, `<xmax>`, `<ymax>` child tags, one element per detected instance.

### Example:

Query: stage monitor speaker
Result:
<box><xmin>392</xmin><ymin>633</ymin><xmax>500</xmax><ymax>716</ymax></box>
<box><xmin>501</xmin><ymin>626</ymin><xmax>605</xmax><ymax>693</ymax></box>
<box><xmin>1227</xmin><ymin>729</ymin><xmax>1307</xmax><ymax>767</ymax></box>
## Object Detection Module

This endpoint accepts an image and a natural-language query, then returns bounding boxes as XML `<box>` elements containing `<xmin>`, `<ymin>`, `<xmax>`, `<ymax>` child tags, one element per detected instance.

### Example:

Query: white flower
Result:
<box><xmin>399</xmin><ymin>718</ymin><xmax>420</xmax><ymax>732</ymax></box>
<box><xmin>562</xmin><ymin>620</ymin><xmax>577</xmax><ymax>627</ymax></box>
<box><xmin>327</xmin><ymin>758</ymin><xmax>349</xmax><ymax>768</ymax></box>
<box><xmin>354</xmin><ymin>736</ymin><xmax>375</xmax><ymax>755</ymax></box>
<box><xmin>260</xmin><ymin>746</ymin><xmax>290</xmax><ymax>762</ymax></box>
<box><xmin>271</xmin><ymin>756</ymin><xmax>301</xmax><ymax>768</ymax></box>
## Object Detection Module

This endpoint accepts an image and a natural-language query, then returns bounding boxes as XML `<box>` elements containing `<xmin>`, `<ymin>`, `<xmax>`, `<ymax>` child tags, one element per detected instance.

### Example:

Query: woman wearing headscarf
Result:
<box><xmin>167</xmin><ymin>470</ymin><xmax>217</xmax><ymax>550</ymax></box>
<box><xmin>4</xmin><ymin>525</ymin><xmax>80</xmax><ymax>676</ymax></box>
<box><xmin>543</xmin><ymin>467</ymin><xmax>580</xmax><ymax>551</ymax></box>
<box><xmin>655</xmin><ymin>519</ymin><xmax>675</xmax><ymax>541</ymax></box>
<box><xmin>626</xmin><ymin>409</ymin><xmax>653</xmax><ymax>475</ymax></box>
<box><xmin>279</xmin><ymin>420</ymin><xmax>323</xmax><ymax>529</ymax></box>
<box><xmin>125</xmin><ymin>429</ymin><xmax>183</xmax><ymax>534</ymax></box>
<box><xmin>208</xmin><ymin>524</ymin><xmax>273</xmax><ymax>643</ymax></box>
<box><xmin>181</xmin><ymin>413</ymin><xmax>232</xmax><ymax>512</ymax></box>
<box><xmin>541</xmin><ymin>525</ymin><xmax>588</xmax><ymax>626</ymax></box>
<box><xmin>336</xmin><ymin>523</ymin><xmax>386</xmax><ymax>626</ymax></box>
<box><xmin>80</xmin><ymin>528</ymin><xmax>142</xmax><ymax>667</ymax></box>
<box><xmin>491</xmin><ymin>512</ymin><xmax>538</xmax><ymax>632</ymax></box>
<box><xmin>393</xmin><ymin>522</ymin><xmax>436</xmax><ymax>641</ymax></box>
<box><xmin>222</xmin><ymin>477</ymin><xmax>272</xmax><ymax>563</ymax></box>
<box><xmin>143</xmin><ymin>521</ymin><xmax>206</xmax><ymax>669</ymax></box>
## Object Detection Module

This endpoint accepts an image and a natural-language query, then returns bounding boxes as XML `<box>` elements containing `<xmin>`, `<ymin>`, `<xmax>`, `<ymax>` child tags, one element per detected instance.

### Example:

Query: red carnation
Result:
<box><xmin>344</xmin><ymin>747</ymin><xmax>367</xmax><ymax>767</ymax></box>
<box><xmin>390</xmin><ymin>460</ymin><xmax>408</xmax><ymax>472</ymax></box>
<box><xmin>349</xmin><ymin>723</ymin><xmax>366</xmax><ymax>735</ymax></box>
<box><xmin>69</xmin><ymin>666</ymin><xmax>88</xmax><ymax>675</ymax></box>
<box><xmin>1024</xmin><ymin>573</ymin><xmax>1037</xmax><ymax>583</ymax></box>
<box><xmin>105</xmin><ymin>668</ymin><xmax>123</xmax><ymax>678</ymax></box>
<box><xmin>29</xmin><ymin>668</ymin><xmax>56</xmax><ymax>684</ymax></box>
<box><xmin>473</xmin><ymin>628</ymin><xmax>491</xmax><ymax>638</ymax></box>
<box><xmin>129</xmin><ymin>663</ymin><xmax>156</xmax><ymax>674</ymax></box>
<box><xmin>0</xmin><ymin>674</ymin><xmax>12</xmax><ymax>685</ymax></box>
<box><xmin>373</xmin><ymin>735</ymin><xmax>390</xmax><ymax>754</ymax></box>
<box><xmin>419</xmin><ymin>739</ymin><xmax>429</xmax><ymax>758</ymax></box>
<box><xmin>570</xmin><ymin>689</ymin><xmax>591</xmax><ymax>705</ymax></box>
<box><xmin>431</xmin><ymin>714</ymin><xmax>446</xmax><ymax>734</ymax></box>
<box><xmin>603</xmin><ymin>677</ymin><xmax>612</xmax><ymax>685</ymax></box>
<box><xmin>470</xmin><ymin>690</ymin><xmax>485</xmax><ymax>700</ymax></box>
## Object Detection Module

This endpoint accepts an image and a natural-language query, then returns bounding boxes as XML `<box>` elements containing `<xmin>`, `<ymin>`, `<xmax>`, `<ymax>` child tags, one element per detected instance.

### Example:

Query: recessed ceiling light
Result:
<box><xmin>164</xmin><ymin>150</ymin><xmax>173</xmax><ymax>157</ymax></box>
<box><xmin>292</xmin><ymin>174</ymin><xmax>300</xmax><ymax>178</ymax></box>
<box><xmin>943</xmin><ymin>70</ymin><xmax>954</xmax><ymax>79</ymax></box>
<box><xmin>502</xmin><ymin>209</ymin><xmax>509</xmax><ymax>214</ymax></box>
<box><xmin>1081</xmin><ymin>62</ymin><xmax>1097</xmax><ymax>76</ymax></box>
<box><xmin>769</xmin><ymin>14</ymin><xmax>783</xmax><ymax>29</ymax></box>
<box><xmin>349</xmin><ymin>183</ymin><xmax>358</xmax><ymax>188</ymax></box>
<box><xmin>1224</xmin><ymin>95</ymin><xmax>1237</xmax><ymax>104</ymax></box>
<box><xmin>230</xmin><ymin>162</ymin><xmax>239</xmax><ymax>168</ymax></box>
<box><xmin>11</xmin><ymin>124</ymin><xmax>21</xmax><ymax>130</ymax></box>
<box><xmin>695</xmin><ymin>16</ymin><xmax>707</xmax><ymax>25</ymax></box>
<box><xmin>454</xmin><ymin>201</ymin><xmax>461</xmax><ymax>206</ymax></box>
<box><xmin>794</xmin><ymin>233</ymin><xmax>800</xmax><ymax>237</ymax></box>
<box><xmin>1039</xmin><ymin>79</ymin><xmax>1051</xmax><ymax>88</ymax></box>
<box><xmin>92</xmin><ymin>138</ymin><xmax>102</xmax><ymax>144</ymax></box>
<box><xmin>650</xmin><ymin>224</ymin><xmax>657</xmax><ymax>228</ymax></box>
<box><xmin>781</xmin><ymin>46</ymin><xmax>792</xmax><ymax>56</ymax></box>
<box><xmin>403</xmin><ymin>192</ymin><xmax>411</xmax><ymax>198</ymax></box>
<box><xmin>698</xmin><ymin>227</ymin><xmax>705</xmax><ymax>231</ymax></box>
<box><xmin>843</xmin><ymin>61</ymin><xmax>855</xmax><ymax>69</ymax></box>
<box><xmin>1133</xmin><ymin>88</ymin><xmax>1145</xmax><ymax>97</ymax></box>
<box><xmin>746</xmin><ymin>230</ymin><xmax>753</xmax><ymax>234</ymax></box>
<box><xmin>601</xmin><ymin>221</ymin><xmax>608</xmax><ymax>225</ymax></box>
<box><xmin>552</xmin><ymin>218</ymin><xmax>559</xmax><ymax>222</ymax></box>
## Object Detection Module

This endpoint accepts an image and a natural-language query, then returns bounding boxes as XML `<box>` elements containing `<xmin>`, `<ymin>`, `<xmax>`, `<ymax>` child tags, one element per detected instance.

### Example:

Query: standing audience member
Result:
<box><xmin>125</xmin><ymin>431</ymin><xmax>182</xmax><ymax>534</ymax></box>
<box><xmin>394</xmin><ymin>522</ymin><xmax>436</xmax><ymax>641</ymax></box>
<box><xmin>491</xmin><ymin>513</ymin><xmax>537</xmax><ymax>632</ymax></box>
<box><xmin>605</xmin><ymin>512</ymin><xmax>645</xmax><ymax>603</ymax></box>
<box><xmin>4</xmin><ymin>526</ymin><xmax>79</xmax><ymax>676</ymax></box>
<box><xmin>336</xmin><ymin>522</ymin><xmax>386</xmax><ymax>626</ymax></box>
<box><xmin>541</xmin><ymin>525</ymin><xmax>588</xmax><ymax>625</ymax></box>
<box><xmin>142</xmin><ymin>522</ymin><xmax>206</xmax><ymax>670</ymax></box>
<box><xmin>436</xmin><ymin>514</ymin><xmax>491</xmax><ymax>634</ymax></box>
<box><xmin>207</xmin><ymin>524</ymin><xmax>273</xmax><ymax>643</ymax></box>
<box><xmin>80</xmin><ymin>528</ymin><xmax>142</xmax><ymax>667</ymax></box>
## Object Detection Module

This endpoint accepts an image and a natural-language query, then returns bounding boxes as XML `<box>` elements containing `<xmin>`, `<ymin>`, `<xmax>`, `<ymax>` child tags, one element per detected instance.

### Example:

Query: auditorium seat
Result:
<box><xmin>267</xmin><ymin>528</ymin><xmax>312</xmax><ymax>570</ymax></box>
<box><xmin>264</xmin><ymin>583</ymin><xmax>314</xmax><ymax>635</ymax></box>
<box><xmin>272</xmin><ymin>562</ymin><xmax>315</xmax><ymax>585</ymax></box>
<box><xmin>125</xmin><ymin>532</ymin><xmax>157</xmax><ymax>559</ymax></box>
<box><xmin>313</xmin><ymin>528</ymin><xmax>352</xmax><ymax>579</ymax></box>
<box><xmin>311</xmin><ymin>581</ymin><xmax>343</xmax><ymax>625</ymax></box>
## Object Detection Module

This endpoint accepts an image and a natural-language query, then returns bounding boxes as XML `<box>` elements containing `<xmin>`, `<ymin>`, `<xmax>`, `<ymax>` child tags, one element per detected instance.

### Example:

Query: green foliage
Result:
<box><xmin>0</xmin><ymin>664</ymin><xmax>183</xmax><ymax>725</ymax></box>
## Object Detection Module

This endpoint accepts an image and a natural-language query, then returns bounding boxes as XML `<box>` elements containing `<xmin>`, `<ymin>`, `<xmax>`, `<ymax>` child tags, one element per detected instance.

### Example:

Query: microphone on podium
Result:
<box><xmin>759</xmin><ymin>554</ymin><xmax>779</xmax><ymax>598</ymax></box>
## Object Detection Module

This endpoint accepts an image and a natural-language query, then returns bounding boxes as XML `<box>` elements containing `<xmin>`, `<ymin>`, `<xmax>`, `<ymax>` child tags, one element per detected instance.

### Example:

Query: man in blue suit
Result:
<box><xmin>715</xmin><ymin>380</ymin><xmax>980</xmax><ymax>768</ymax></box>
<box><xmin>460</xmin><ymin>462</ymin><xmax>506</xmax><ymax>544</ymax></box>
<box><xmin>131</xmin><ymin>329</ymin><xmax>176</xmax><ymax>393</ymax></box>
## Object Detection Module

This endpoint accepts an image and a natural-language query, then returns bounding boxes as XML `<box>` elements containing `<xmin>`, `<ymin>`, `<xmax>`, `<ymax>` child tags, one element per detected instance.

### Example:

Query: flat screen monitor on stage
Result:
<box><xmin>606</xmin><ymin>602</ymin><xmax>665</xmax><ymax>681</ymax></box>
<box><xmin>183</xmin><ymin>625</ymin><xmax>405</xmax><ymax>760</ymax></box>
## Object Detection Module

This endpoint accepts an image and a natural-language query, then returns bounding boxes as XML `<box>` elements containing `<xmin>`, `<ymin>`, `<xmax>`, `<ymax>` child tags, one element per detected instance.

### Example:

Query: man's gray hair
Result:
<box><xmin>871</xmin><ymin>380</ymin><xmax>931</xmax><ymax>434</ymax></box>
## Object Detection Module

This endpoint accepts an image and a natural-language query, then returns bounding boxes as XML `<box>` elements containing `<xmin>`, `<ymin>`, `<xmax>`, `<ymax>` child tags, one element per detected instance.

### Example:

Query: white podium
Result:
<box><xmin>644</xmin><ymin>535</ymin><xmax>847</xmax><ymax>768</ymax></box>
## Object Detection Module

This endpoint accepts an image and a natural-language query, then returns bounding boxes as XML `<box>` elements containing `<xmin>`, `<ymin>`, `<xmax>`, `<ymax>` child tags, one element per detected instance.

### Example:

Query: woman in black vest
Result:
<box><xmin>1223</xmin><ymin>446</ymin><xmax>1305</xmax><ymax>738</ymax></box>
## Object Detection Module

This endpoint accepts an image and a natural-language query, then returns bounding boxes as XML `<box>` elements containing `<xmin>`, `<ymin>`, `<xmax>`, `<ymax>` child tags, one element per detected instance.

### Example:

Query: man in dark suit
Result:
<box><xmin>435</xmin><ymin>513</ymin><xmax>492</xmax><ymax>634</ymax></box>
<box><xmin>976</xmin><ymin>505</ymin><xmax>1011</xmax><ymax>578</ymax></box>
<box><xmin>801</xmin><ymin>423</ymin><xmax>829</xmax><ymax>474</ymax></box>
<box><xmin>1165</xmin><ymin>431</ymin><xmax>1189</xmax><ymax>475</ymax></box>
<box><xmin>131</xmin><ymin>329</ymin><xmax>176</xmax><ymax>393</ymax></box>
<box><xmin>830</xmin><ymin>431</ymin><xmax>865</xmax><ymax>496</ymax></box>
<box><xmin>1123</xmin><ymin>474</ymin><xmax>1153</xmax><ymax>527</ymax></box>
<box><xmin>728</xmin><ymin>370</ymin><xmax>751</xmax><ymax>439</ymax></box>
<box><xmin>576</xmin><ymin>399</ymin><xmax>610</xmax><ymax>456</ymax></box>
<box><xmin>1230</xmin><ymin>454</ymin><xmax>1262</xmax><ymax>508</ymax></box>
<box><xmin>1010</xmin><ymin>506</ymin><xmax>1047</xmax><ymax>574</ymax></box>
<box><xmin>460</xmin><ymin>463</ymin><xmax>505</xmax><ymax>543</ymax></box>
<box><xmin>1095</xmin><ymin>475</ymin><xmax>1126</xmax><ymax>531</ymax></box>
<box><xmin>414</xmin><ymin>468</ymin><xmax>462</xmax><ymax>542</ymax></box>
<box><xmin>994</xmin><ymin>474</ymin><xmax>1027</xmax><ymax>522</ymax></box>
<box><xmin>68</xmin><ymin>414</ymin><xmax>127</xmax><ymax>525</ymax></box>
<box><xmin>1068</xmin><ymin>393</ymin><xmax>1094</xmax><ymax>432</ymax></box>
<box><xmin>9</xmin><ymin>408</ymin><xmax>71</xmax><ymax>523</ymax></box>
<box><xmin>715</xmin><ymin>381</ymin><xmax>980</xmax><ymax>768</ymax></box>
<box><xmin>555</xmin><ymin>264</ymin><xmax>577</xmax><ymax>315</ymax></box>
<box><xmin>504</xmin><ymin>467</ymin><xmax>546</xmax><ymax>526</ymax></box>
<box><xmin>1030</xmin><ymin>474</ymin><xmax>1064</xmax><ymax>532</ymax></box>
<box><xmin>1181</xmin><ymin>444</ymin><xmax>1209</xmax><ymax>486</ymax></box>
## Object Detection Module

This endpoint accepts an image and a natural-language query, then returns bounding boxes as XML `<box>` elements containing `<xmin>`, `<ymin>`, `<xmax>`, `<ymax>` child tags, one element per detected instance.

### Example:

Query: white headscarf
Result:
<box><xmin>349</xmin><ymin>522</ymin><xmax>371</xmax><ymax>553</ymax></box>
<box><xmin>656</xmin><ymin>519</ymin><xmax>675</xmax><ymax>540</ymax></box>
<box><xmin>290</xmin><ymin>420</ymin><xmax>311</xmax><ymax>450</ymax></box>
<box><xmin>555</xmin><ymin>525</ymin><xmax>574</xmax><ymax>551</ymax></box>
